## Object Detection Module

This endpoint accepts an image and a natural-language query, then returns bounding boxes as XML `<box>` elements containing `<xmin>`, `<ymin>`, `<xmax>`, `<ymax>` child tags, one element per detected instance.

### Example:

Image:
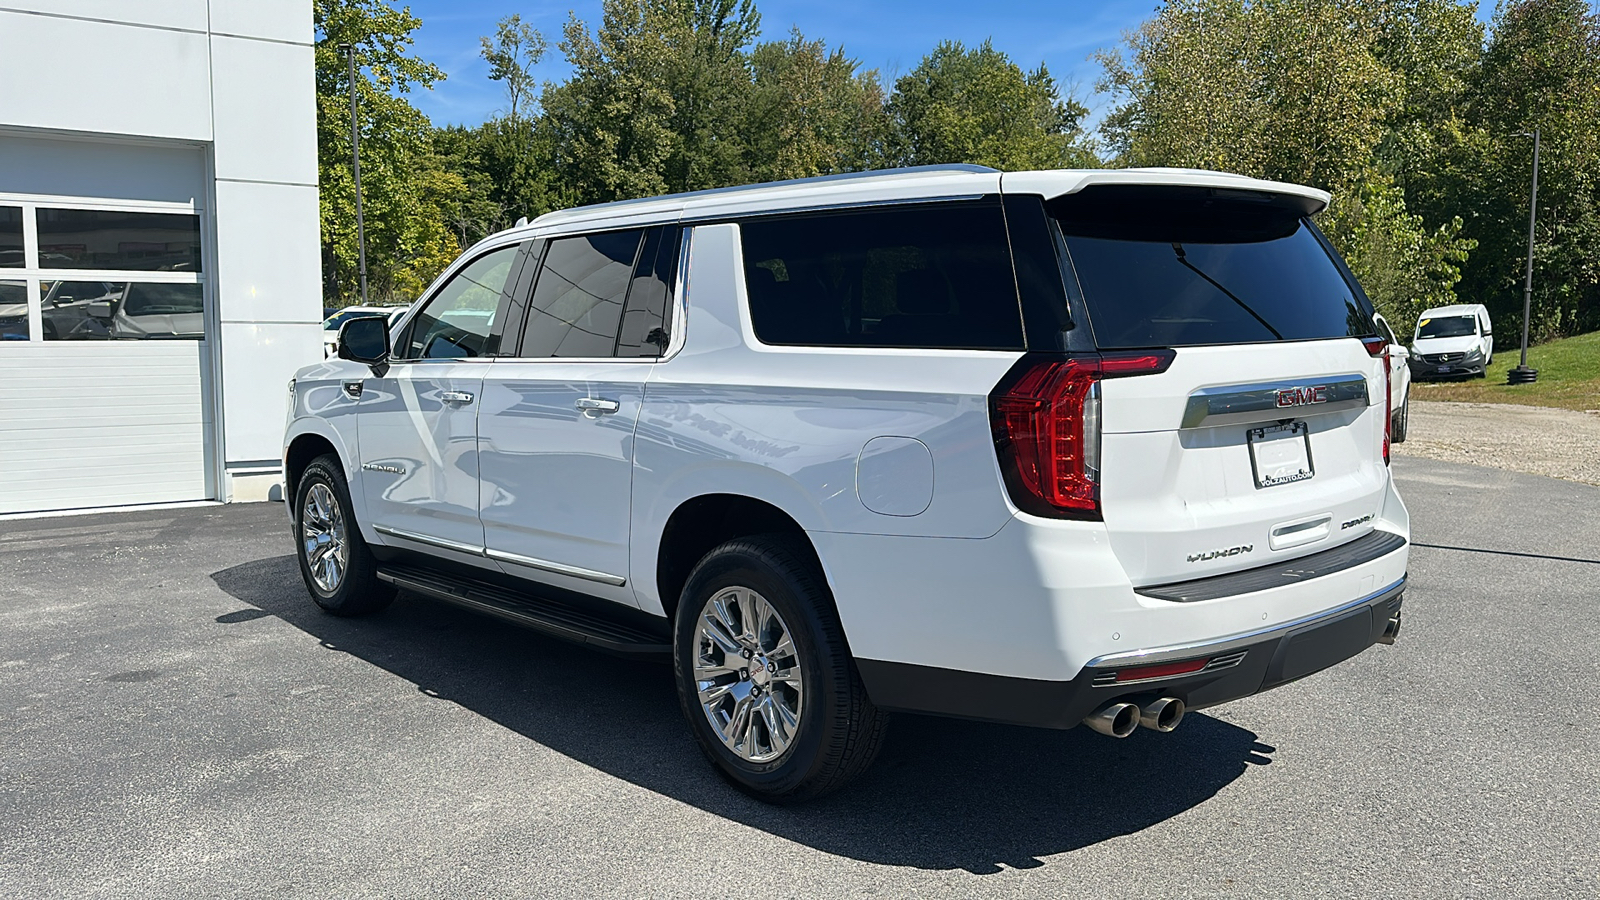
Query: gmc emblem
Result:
<box><xmin>1275</xmin><ymin>385</ymin><xmax>1329</xmax><ymax>409</ymax></box>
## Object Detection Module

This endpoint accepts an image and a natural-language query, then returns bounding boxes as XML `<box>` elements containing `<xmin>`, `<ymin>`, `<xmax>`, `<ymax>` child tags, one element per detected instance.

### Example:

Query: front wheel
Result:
<box><xmin>294</xmin><ymin>454</ymin><xmax>394</xmax><ymax>616</ymax></box>
<box><xmin>673</xmin><ymin>536</ymin><xmax>886</xmax><ymax>803</ymax></box>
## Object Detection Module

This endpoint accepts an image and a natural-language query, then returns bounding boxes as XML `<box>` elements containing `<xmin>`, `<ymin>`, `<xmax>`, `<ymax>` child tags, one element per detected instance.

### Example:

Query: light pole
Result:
<box><xmin>1508</xmin><ymin>128</ymin><xmax>1539</xmax><ymax>385</ymax></box>
<box><xmin>340</xmin><ymin>42</ymin><xmax>370</xmax><ymax>307</ymax></box>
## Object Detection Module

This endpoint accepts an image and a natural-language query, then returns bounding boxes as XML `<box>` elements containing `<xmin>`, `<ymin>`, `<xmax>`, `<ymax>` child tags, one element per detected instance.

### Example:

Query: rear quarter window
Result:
<box><xmin>738</xmin><ymin>200</ymin><xmax>1024</xmax><ymax>350</ymax></box>
<box><xmin>1052</xmin><ymin>187</ymin><xmax>1375</xmax><ymax>349</ymax></box>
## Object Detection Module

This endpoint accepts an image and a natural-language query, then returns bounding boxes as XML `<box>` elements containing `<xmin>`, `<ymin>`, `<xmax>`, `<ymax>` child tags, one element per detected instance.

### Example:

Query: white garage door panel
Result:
<box><xmin>0</xmin><ymin>343</ymin><xmax>208</xmax><ymax>514</ymax></box>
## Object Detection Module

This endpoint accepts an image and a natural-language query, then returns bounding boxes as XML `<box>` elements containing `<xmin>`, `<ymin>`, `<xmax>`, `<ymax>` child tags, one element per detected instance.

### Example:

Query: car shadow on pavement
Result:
<box><xmin>213</xmin><ymin>555</ymin><xmax>1271</xmax><ymax>874</ymax></box>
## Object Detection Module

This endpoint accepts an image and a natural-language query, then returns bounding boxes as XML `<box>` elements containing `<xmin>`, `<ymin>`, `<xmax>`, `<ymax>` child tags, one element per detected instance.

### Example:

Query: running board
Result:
<box><xmin>376</xmin><ymin>564</ymin><xmax>670</xmax><ymax>657</ymax></box>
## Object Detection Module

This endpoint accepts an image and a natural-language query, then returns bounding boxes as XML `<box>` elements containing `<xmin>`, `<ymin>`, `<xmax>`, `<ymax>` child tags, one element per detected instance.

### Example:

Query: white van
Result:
<box><xmin>1411</xmin><ymin>303</ymin><xmax>1493</xmax><ymax>379</ymax></box>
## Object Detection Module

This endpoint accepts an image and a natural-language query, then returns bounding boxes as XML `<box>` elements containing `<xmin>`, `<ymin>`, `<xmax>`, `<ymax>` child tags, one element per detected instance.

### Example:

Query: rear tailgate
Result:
<box><xmin>1046</xmin><ymin>182</ymin><xmax>1393</xmax><ymax>587</ymax></box>
<box><xmin>1098</xmin><ymin>339</ymin><xmax>1387</xmax><ymax>586</ymax></box>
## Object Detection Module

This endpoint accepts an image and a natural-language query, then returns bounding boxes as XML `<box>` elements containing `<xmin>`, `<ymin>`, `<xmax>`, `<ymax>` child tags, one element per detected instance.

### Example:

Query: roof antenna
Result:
<box><xmin>515</xmin><ymin>216</ymin><xmax>529</xmax><ymax>228</ymax></box>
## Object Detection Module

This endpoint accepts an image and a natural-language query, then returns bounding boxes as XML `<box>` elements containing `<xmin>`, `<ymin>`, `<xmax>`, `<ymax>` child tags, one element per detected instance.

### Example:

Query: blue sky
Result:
<box><xmin>401</xmin><ymin>0</ymin><xmax>1500</xmax><ymax>130</ymax></box>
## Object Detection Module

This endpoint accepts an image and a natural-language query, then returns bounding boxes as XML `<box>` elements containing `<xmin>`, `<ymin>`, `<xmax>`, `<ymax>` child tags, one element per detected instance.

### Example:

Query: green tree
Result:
<box><xmin>744</xmin><ymin>31</ymin><xmax>887</xmax><ymax>180</ymax></box>
<box><xmin>889</xmin><ymin>40</ymin><xmax>1096</xmax><ymax>171</ymax></box>
<box><xmin>431</xmin><ymin>124</ymin><xmax>504</xmax><ymax>247</ymax></box>
<box><xmin>1097</xmin><ymin>0</ymin><xmax>1476</xmax><ymax>318</ymax></box>
<box><xmin>450</xmin><ymin>14</ymin><xmax>560</xmax><ymax>236</ymax></box>
<box><xmin>1322</xmin><ymin>180</ymin><xmax>1474</xmax><ymax>326</ymax></box>
<box><xmin>315</xmin><ymin>0</ymin><xmax>462</xmax><ymax>304</ymax></box>
<box><xmin>480</xmin><ymin>14</ymin><xmax>547</xmax><ymax>123</ymax></box>
<box><xmin>1442</xmin><ymin>0</ymin><xmax>1600</xmax><ymax>337</ymax></box>
<box><xmin>542</xmin><ymin>0</ymin><xmax>761</xmax><ymax>205</ymax></box>
<box><xmin>1099</xmin><ymin>0</ymin><xmax>1400</xmax><ymax>192</ymax></box>
<box><xmin>1369</xmin><ymin>0</ymin><xmax>1484</xmax><ymax>191</ymax></box>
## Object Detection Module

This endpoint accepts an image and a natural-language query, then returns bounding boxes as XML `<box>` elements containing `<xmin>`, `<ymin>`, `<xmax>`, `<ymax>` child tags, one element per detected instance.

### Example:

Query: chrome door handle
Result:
<box><xmin>576</xmin><ymin>397</ymin><xmax>620</xmax><ymax>416</ymax></box>
<box><xmin>440</xmin><ymin>390</ymin><xmax>475</xmax><ymax>404</ymax></box>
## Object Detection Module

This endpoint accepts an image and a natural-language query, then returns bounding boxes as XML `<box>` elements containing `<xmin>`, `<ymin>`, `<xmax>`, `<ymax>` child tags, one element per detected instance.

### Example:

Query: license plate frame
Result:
<box><xmin>1247</xmin><ymin>420</ymin><xmax>1314</xmax><ymax>489</ymax></box>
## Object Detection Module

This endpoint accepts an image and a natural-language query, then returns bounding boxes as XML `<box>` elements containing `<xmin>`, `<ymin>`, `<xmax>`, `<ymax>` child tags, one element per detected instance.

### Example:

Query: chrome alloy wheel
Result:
<box><xmin>301</xmin><ymin>482</ymin><xmax>348</xmax><ymax>594</ymax></box>
<box><xmin>694</xmin><ymin>586</ymin><xmax>805</xmax><ymax>763</ymax></box>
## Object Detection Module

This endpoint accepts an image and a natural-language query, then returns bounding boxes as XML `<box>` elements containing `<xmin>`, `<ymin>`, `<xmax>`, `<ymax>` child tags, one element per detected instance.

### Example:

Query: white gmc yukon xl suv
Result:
<box><xmin>284</xmin><ymin>165</ymin><xmax>1409</xmax><ymax>802</ymax></box>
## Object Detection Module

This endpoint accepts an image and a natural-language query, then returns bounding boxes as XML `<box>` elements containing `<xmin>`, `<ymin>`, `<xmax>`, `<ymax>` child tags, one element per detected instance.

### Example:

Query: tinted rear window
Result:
<box><xmin>740</xmin><ymin>200</ymin><xmax>1024</xmax><ymax>350</ymax></box>
<box><xmin>1053</xmin><ymin>188</ymin><xmax>1373</xmax><ymax>349</ymax></box>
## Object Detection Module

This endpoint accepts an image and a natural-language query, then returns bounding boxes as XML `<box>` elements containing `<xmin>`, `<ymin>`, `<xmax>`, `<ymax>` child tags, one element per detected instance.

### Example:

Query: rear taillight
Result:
<box><xmin>991</xmin><ymin>350</ymin><xmax>1175</xmax><ymax>519</ymax></box>
<box><xmin>1363</xmin><ymin>336</ymin><xmax>1391</xmax><ymax>465</ymax></box>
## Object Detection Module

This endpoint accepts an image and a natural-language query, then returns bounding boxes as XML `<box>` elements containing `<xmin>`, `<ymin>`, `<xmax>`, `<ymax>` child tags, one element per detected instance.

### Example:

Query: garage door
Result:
<box><xmin>0</xmin><ymin>199</ymin><xmax>213</xmax><ymax>514</ymax></box>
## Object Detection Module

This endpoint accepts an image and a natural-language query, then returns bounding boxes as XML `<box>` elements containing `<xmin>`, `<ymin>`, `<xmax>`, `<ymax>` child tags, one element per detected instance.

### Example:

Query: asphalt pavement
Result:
<box><xmin>0</xmin><ymin>457</ymin><xmax>1596</xmax><ymax>898</ymax></box>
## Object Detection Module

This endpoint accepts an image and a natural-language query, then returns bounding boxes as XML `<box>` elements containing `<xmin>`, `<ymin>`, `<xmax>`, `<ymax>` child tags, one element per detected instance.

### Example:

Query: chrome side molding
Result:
<box><xmin>373</xmin><ymin>524</ymin><xmax>484</xmax><ymax>556</ymax></box>
<box><xmin>485</xmin><ymin>547</ymin><xmax>627</xmax><ymax>587</ymax></box>
<box><xmin>372</xmin><ymin>524</ymin><xmax>629</xmax><ymax>587</ymax></box>
<box><xmin>1181</xmin><ymin>373</ymin><xmax>1369</xmax><ymax>429</ymax></box>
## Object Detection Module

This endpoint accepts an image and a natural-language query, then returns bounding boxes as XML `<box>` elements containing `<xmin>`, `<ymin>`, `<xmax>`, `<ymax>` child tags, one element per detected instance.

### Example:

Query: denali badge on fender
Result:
<box><xmin>1275</xmin><ymin>385</ymin><xmax>1329</xmax><ymax>408</ymax></box>
<box><xmin>1188</xmin><ymin>544</ymin><xmax>1254</xmax><ymax>563</ymax></box>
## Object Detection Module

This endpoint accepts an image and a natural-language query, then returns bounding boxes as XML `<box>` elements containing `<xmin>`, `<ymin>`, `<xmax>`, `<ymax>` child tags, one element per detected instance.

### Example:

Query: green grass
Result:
<box><xmin>1408</xmin><ymin>329</ymin><xmax>1600</xmax><ymax>411</ymax></box>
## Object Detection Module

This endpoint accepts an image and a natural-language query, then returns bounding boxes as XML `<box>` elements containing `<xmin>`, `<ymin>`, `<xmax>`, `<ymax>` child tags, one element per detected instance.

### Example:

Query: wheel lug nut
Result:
<box><xmin>741</xmin><ymin>648</ymin><xmax>753</xmax><ymax>659</ymax></box>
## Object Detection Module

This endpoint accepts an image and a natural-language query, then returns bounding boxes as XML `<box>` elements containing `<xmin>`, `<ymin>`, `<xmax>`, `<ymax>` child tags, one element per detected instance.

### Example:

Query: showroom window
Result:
<box><xmin>1</xmin><ymin>206</ymin><xmax>21</xmax><ymax>268</ymax></box>
<box><xmin>0</xmin><ymin>200</ymin><xmax>206</xmax><ymax>343</ymax></box>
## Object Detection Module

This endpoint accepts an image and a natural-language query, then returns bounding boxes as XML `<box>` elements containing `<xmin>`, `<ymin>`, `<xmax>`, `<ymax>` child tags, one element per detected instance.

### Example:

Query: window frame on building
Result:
<box><xmin>0</xmin><ymin>194</ymin><xmax>206</xmax><ymax>345</ymax></box>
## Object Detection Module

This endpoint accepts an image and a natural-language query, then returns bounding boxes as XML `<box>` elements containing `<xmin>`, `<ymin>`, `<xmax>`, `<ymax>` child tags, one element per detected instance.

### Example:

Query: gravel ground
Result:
<box><xmin>1394</xmin><ymin>400</ymin><xmax>1600</xmax><ymax>486</ymax></box>
<box><xmin>1</xmin><ymin>458</ymin><xmax>1597</xmax><ymax>898</ymax></box>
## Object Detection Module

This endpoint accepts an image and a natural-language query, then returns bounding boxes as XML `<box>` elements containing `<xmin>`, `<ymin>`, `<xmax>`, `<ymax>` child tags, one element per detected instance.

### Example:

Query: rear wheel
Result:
<box><xmin>1392</xmin><ymin>396</ymin><xmax>1409</xmax><ymax>443</ymax></box>
<box><xmin>294</xmin><ymin>454</ymin><xmax>394</xmax><ymax>616</ymax></box>
<box><xmin>673</xmin><ymin>535</ymin><xmax>886</xmax><ymax>803</ymax></box>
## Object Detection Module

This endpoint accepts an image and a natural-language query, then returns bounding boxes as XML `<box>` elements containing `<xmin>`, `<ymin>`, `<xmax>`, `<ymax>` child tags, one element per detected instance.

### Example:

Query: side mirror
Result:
<box><xmin>338</xmin><ymin>315</ymin><xmax>390</xmax><ymax>369</ymax></box>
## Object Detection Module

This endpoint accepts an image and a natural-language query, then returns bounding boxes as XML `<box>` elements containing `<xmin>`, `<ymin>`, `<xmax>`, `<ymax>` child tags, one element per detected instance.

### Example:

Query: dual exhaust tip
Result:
<box><xmin>1084</xmin><ymin>697</ymin><xmax>1185</xmax><ymax>738</ymax></box>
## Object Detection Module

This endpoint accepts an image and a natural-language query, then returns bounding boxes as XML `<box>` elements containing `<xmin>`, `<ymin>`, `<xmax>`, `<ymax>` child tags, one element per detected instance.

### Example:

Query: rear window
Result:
<box><xmin>740</xmin><ymin>200</ymin><xmax>1024</xmax><ymax>350</ymax></box>
<box><xmin>1053</xmin><ymin>187</ymin><xmax>1374</xmax><ymax>349</ymax></box>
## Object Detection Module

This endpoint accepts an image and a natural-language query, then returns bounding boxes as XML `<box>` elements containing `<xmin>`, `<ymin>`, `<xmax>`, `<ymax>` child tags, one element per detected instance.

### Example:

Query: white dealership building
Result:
<box><xmin>0</xmin><ymin>1</ymin><xmax>320</xmax><ymax>514</ymax></box>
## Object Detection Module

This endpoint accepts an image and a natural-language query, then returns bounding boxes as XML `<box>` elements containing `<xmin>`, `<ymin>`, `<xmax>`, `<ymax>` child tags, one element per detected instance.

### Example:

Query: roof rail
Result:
<box><xmin>526</xmin><ymin>164</ymin><xmax>1000</xmax><ymax>226</ymax></box>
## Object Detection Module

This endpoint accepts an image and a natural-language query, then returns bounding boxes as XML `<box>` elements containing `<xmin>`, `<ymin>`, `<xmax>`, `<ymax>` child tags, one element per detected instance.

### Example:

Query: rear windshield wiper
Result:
<box><xmin>1171</xmin><ymin>243</ymin><xmax>1284</xmax><ymax>340</ymax></box>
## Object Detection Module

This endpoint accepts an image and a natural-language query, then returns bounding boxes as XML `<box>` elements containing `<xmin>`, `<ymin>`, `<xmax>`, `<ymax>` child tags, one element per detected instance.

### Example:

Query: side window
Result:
<box><xmin>520</xmin><ymin>230</ymin><xmax>643</xmax><ymax>358</ymax></box>
<box><xmin>738</xmin><ymin>200</ymin><xmax>1024</xmax><ymax>350</ymax></box>
<box><xmin>398</xmin><ymin>244</ymin><xmax>519</xmax><ymax>360</ymax></box>
<box><xmin>615</xmin><ymin>226</ymin><xmax>679</xmax><ymax>358</ymax></box>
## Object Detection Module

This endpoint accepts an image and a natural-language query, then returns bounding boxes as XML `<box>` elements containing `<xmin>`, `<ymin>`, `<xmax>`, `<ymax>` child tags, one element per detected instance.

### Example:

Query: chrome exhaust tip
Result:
<box><xmin>1084</xmin><ymin>702</ymin><xmax>1141</xmax><ymax>738</ymax></box>
<box><xmin>1138</xmin><ymin>697</ymin><xmax>1186</xmax><ymax>733</ymax></box>
<box><xmin>1378</xmin><ymin>612</ymin><xmax>1402</xmax><ymax>645</ymax></box>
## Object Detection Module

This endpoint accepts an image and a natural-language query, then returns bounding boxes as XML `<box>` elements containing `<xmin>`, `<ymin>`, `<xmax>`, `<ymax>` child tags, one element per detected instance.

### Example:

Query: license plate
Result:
<box><xmin>1437</xmin><ymin>365</ymin><xmax>1450</xmax><ymax>373</ymax></box>
<box><xmin>1247</xmin><ymin>421</ymin><xmax>1314</xmax><ymax>489</ymax></box>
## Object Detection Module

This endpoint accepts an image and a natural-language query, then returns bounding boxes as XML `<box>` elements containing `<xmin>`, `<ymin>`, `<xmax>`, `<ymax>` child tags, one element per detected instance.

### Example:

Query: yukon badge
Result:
<box><xmin>1275</xmin><ymin>385</ymin><xmax>1329</xmax><ymax>409</ymax></box>
<box><xmin>1188</xmin><ymin>544</ymin><xmax>1253</xmax><ymax>563</ymax></box>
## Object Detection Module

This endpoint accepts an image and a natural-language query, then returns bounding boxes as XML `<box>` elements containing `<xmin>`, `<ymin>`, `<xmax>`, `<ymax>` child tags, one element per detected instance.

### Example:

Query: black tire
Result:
<box><xmin>673</xmin><ymin>535</ymin><xmax>886</xmax><ymax>803</ymax></box>
<box><xmin>294</xmin><ymin>454</ymin><xmax>394</xmax><ymax>616</ymax></box>
<box><xmin>1392</xmin><ymin>396</ymin><xmax>1409</xmax><ymax>443</ymax></box>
